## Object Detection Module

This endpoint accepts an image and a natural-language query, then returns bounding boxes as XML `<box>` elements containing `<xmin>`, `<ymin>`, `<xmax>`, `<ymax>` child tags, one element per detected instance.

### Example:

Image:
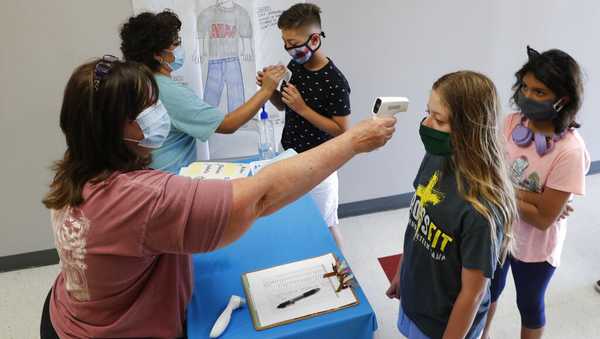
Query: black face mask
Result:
<box><xmin>516</xmin><ymin>91</ymin><xmax>565</xmax><ymax>121</ymax></box>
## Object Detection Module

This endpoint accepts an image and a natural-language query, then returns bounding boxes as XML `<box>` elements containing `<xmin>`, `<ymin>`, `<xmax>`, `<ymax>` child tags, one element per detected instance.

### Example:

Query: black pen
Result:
<box><xmin>277</xmin><ymin>288</ymin><xmax>320</xmax><ymax>309</ymax></box>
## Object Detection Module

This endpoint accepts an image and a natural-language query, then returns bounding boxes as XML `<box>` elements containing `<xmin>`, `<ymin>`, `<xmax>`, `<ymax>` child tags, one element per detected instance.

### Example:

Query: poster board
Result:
<box><xmin>132</xmin><ymin>0</ymin><xmax>302</xmax><ymax>159</ymax></box>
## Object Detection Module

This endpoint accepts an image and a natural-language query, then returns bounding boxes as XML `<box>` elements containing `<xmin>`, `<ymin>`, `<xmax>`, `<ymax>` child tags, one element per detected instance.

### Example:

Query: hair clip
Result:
<box><xmin>93</xmin><ymin>55</ymin><xmax>118</xmax><ymax>91</ymax></box>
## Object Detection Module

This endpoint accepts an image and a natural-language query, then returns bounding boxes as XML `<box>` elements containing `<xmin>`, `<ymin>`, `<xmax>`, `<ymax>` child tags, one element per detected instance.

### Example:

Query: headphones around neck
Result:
<box><xmin>511</xmin><ymin>117</ymin><xmax>566</xmax><ymax>156</ymax></box>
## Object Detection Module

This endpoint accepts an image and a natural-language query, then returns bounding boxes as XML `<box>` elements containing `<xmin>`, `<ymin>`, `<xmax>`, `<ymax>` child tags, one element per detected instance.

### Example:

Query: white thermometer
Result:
<box><xmin>209</xmin><ymin>295</ymin><xmax>246</xmax><ymax>338</ymax></box>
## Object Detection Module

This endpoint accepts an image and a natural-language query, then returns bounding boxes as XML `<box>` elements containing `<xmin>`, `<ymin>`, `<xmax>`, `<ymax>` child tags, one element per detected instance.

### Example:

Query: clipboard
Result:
<box><xmin>241</xmin><ymin>253</ymin><xmax>359</xmax><ymax>331</ymax></box>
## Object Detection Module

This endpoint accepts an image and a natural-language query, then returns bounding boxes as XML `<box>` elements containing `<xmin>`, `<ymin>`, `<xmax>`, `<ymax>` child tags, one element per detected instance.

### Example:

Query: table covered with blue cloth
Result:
<box><xmin>187</xmin><ymin>195</ymin><xmax>378</xmax><ymax>339</ymax></box>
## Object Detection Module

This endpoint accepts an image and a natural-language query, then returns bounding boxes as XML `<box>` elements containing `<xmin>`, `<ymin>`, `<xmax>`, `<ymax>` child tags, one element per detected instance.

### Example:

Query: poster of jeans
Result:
<box><xmin>132</xmin><ymin>0</ymin><xmax>302</xmax><ymax>159</ymax></box>
<box><xmin>197</xmin><ymin>0</ymin><xmax>254</xmax><ymax>116</ymax></box>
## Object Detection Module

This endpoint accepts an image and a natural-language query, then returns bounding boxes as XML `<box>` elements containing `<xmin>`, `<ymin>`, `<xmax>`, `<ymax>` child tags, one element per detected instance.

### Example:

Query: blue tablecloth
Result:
<box><xmin>187</xmin><ymin>195</ymin><xmax>377</xmax><ymax>339</ymax></box>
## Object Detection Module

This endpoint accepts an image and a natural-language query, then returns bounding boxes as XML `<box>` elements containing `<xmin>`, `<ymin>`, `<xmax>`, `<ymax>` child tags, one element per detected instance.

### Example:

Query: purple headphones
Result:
<box><xmin>512</xmin><ymin>117</ymin><xmax>565</xmax><ymax>156</ymax></box>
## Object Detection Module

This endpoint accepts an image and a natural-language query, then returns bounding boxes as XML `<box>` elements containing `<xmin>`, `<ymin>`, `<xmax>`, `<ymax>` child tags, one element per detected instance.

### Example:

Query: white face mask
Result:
<box><xmin>124</xmin><ymin>100</ymin><xmax>171</xmax><ymax>149</ymax></box>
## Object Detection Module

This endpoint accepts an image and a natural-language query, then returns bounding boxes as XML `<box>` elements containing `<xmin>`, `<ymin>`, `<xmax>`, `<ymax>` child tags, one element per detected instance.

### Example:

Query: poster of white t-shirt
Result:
<box><xmin>132</xmin><ymin>0</ymin><xmax>302</xmax><ymax>159</ymax></box>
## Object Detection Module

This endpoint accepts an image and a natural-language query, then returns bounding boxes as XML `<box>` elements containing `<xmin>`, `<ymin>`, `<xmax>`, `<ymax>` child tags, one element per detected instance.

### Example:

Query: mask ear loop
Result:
<box><xmin>306</xmin><ymin>33</ymin><xmax>322</xmax><ymax>53</ymax></box>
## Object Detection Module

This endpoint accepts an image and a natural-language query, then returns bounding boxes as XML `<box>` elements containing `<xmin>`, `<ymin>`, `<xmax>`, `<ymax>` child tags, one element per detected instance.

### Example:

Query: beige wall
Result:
<box><xmin>0</xmin><ymin>0</ymin><xmax>133</xmax><ymax>256</ymax></box>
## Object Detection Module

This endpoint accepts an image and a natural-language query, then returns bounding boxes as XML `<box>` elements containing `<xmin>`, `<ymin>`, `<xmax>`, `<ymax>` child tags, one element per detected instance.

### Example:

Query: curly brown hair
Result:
<box><xmin>120</xmin><ymin>10</ymin><xmax>182</xmax><ymax>72</ymax></box>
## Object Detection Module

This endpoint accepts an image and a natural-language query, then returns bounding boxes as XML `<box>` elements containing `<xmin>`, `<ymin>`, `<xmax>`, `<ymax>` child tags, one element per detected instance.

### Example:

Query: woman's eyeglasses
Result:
<box><xmin>93</xmin><ymin>54</ymin><xmax>118</xmax><ymax>91</ymax></box>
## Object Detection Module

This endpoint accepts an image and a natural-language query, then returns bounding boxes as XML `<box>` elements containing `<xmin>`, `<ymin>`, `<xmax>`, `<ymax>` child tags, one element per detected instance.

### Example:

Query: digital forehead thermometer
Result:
<box><xmin>209</xmin><ymin>295</ymin><xmax>246</xmax><ymax>338</ymax></box>
<box><xmin>372</xmin><ymin>97</ymin><xmax>410</xmax><ymax>116</ymax></box>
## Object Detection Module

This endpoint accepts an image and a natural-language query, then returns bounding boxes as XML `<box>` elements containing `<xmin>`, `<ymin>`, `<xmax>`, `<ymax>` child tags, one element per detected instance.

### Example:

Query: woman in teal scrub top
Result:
<box><xmin>120</xmin><ymin>10</ymin><xmax>286</xmax><ymax>173</ymax></box>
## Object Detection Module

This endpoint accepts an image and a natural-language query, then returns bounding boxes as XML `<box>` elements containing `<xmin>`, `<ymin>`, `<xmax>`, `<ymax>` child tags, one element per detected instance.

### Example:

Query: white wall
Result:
<box><xmin>0</xmin><ymin>0</ymin><xmax>133</xmax><ymax>257</ymax></box>
<box><xmin>313</xmin><ymin>0</ymin><xmax>600</xmax><ymax>204</ymax></box>
<box><xmin>1</xmin><ymin>0</ymin><xmax>599</xmax><ymax>257</ymax></box>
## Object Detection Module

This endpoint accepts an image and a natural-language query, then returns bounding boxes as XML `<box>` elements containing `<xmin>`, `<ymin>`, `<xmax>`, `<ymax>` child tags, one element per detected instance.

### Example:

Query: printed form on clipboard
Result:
<box><xmin>242</xmin><ymin>253</ymin><xmax>359</xmax><ymax>330</ymax></box>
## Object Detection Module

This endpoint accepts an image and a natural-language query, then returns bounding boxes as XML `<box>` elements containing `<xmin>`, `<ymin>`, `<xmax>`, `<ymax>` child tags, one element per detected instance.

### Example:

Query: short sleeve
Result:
<box><xmin>328</xmin><ymin>74</ymin><xmax>351</xmax><ymax>117</ymax></box>
<box><xmin>460</xmin><ymin>210</ymin><xmax>499</xmax><ymax>278</ymax></box>
<box><xmin>158</xmin><ymin>77</ymin><xmax>225</xmax><ymax>142</ymax></box>
<box><xmin>237</xmin><ymin>6</ymin><xmax>253</xmax><ymax>38</ymax></box>
<box><xmin>143</xmin><ymin>175</ymin><xmax>232</xmax><ymax>254</ymax></box>
<box><xmin>545</xmin><ymin>142</ymin><xmax>590</xmax><ymax>196</ymax></box>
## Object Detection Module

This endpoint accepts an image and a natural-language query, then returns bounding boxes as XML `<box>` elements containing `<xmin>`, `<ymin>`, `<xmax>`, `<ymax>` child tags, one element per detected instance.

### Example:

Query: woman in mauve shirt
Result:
<box><xmin>39</xmin><ymin>57</ymin><xmax>396</xmax><ymax>339</ymax></box>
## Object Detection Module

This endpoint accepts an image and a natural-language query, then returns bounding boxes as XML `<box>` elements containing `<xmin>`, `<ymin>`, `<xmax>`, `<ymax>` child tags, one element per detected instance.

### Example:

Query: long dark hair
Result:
<box><xmin>120</xmin><ymin>10</ymin><xmax>182</xmax><ymax>72</ymax></box>
<box><xmin>511</xmin><ymin>46</ymin><xmax>584</xmax><ymax>133</ymax></box>
<box><xmin>43</xmin><ymin>59</ymin><xmax>158</xmax><ymax>210</ymax></box>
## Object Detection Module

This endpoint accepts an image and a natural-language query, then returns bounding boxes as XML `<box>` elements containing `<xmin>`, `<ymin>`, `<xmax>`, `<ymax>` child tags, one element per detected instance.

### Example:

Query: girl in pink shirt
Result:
<box><xmin>482</xmin><ymin>46</ymin><xmax>590</xmax><ymax>339</ymax></box>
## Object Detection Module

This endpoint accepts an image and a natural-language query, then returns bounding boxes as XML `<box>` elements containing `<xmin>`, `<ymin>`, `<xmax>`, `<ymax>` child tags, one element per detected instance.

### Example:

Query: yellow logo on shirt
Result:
<box><xmin>416</xmin><ymin>171</ymin><xmax>444</xmax><ymax>208</ymax></box>
<box><xmin>409</xmin><ymin>171</ymin><xmax>454</xmax><ymax>260</ymax></box>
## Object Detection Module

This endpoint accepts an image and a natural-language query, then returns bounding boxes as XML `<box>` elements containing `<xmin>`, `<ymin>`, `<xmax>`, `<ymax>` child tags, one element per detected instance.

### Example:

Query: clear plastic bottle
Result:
<box><xmin>257</xmin><ymin>106</ymin><xmax>276</xmax><ymax>160</ymax></box>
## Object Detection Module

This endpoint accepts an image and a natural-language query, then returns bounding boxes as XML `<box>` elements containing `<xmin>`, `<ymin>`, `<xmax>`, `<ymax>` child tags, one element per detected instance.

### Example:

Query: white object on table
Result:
<box><xmin>250</xmin><ymin>148</ymin><xmax>298</xmax><ymax>175</ymax></box>
<box><xmin>209</xmin><ymin>295</ymin><xmax>246</xmax><ymax>338</ymax></box>
<box><xmin>179</xmin><ymin>162</ymin><xmax>252</xmax><ymax>180</ymax></box>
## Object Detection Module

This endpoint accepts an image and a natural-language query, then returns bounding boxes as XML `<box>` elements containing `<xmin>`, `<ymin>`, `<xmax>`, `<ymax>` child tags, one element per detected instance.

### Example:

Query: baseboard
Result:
<box><xmin>338</xmin><ymin>192</ymin><xmax>414</xmax><ymax>219</ymax></box>
<box><xmin>0</xmin><ymin>249</ymin><xmax>58</xmax><ymax>273</ymax></box>
<box><xmin>2</xmin><ymin>160</ymin><xmax>599</xmax><ymax>273</ymax></box>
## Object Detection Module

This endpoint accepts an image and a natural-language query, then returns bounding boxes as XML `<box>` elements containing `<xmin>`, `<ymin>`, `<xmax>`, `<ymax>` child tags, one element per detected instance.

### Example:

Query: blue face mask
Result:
<box><xmin>124</xmin><ymin>100</ymin><xmax>171</xmax><ymax>149</ymax></box>
<box><xmin>164</xmin><ymin>46</ymin><xmax>185</xmax><ymax>72</ymax></box>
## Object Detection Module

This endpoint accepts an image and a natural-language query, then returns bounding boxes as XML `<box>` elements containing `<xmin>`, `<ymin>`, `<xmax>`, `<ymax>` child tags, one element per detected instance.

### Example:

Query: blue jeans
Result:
<box><xmin>203</xmin><ymin>57</ymin><xmax>245</xmax><ymax>113</ymax></box>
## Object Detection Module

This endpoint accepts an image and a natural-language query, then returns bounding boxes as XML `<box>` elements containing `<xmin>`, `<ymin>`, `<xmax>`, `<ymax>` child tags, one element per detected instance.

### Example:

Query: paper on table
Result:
<box><xmin>243</xmin><ymin>253</ymin><xmax>358</xmax><ymax>330</ymax></box>
<box><xmin>249</xmin><ymin>149</ymin><xmax>298</xmax><ymax>175</ymax></box>
<box><xmin>179</xmin><ymin>162</ymin><xmax>252</xmax><ymax>180</ymax></box>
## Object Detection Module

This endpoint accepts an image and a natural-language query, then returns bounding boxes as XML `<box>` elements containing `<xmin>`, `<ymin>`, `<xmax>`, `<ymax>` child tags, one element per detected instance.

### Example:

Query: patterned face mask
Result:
<box><xmin>285</xmin><ymin>32</ymin><xmax>324</xmax><ymax>64</ymax></box>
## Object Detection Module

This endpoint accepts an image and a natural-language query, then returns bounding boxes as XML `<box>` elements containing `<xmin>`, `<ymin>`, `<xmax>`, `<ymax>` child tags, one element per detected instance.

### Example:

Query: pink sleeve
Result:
<box><xmin>143</xmin><ymin>175</ymin><xmax>233</xmax><ymax>254</ymax></box>
<box><xmin>545</xmin><ymin>144</ymin><xmax>590</xmax><ymax>196</ymax></box>
<box><xmin>502</xmin><ymin>113</ymin><xmax>519</xmax><ymax>143</ymax></box>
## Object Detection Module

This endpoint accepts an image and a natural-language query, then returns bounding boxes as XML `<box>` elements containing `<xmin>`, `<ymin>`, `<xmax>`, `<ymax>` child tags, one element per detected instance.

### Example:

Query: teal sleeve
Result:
<box><xmin>158</xmin><ymin>78</ymin><xmax>225</xmax><ymax>142</ymax></box>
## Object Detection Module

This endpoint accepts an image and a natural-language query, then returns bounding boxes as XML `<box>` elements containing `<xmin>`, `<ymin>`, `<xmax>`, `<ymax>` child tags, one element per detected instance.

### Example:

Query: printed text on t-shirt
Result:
<box><xmin>409</xmin><ymin>171</ymin><xmax>454</xmax><ymax>261</ymax></box>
